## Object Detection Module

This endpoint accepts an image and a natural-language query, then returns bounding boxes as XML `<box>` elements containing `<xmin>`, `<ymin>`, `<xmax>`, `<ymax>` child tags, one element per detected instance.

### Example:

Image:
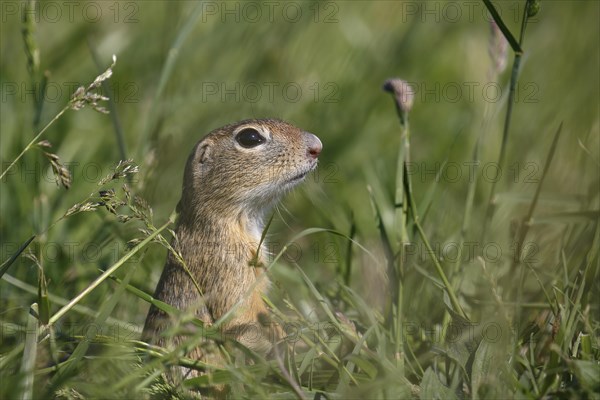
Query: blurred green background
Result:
<box><xmin>1</xmin><ymin>0</ymin><xmax>598</xmax><ymax>397</ymax></box>
<box><xmin>1</xmin><ymin>0</ymin><xmax>597</xmax><ymax>349</ymax></box>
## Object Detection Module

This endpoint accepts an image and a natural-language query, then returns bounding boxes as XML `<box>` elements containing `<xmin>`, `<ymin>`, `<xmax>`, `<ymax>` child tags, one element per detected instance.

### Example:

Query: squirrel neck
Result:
<box><xmin>178</xmin><ymin>199</ymin><xmax>267</xmax><ymax>240</ymax></box>
<box><xmin>174</xmin><ymin>201</ymin><xmax>269</xmax><ymax>274</ymax></box>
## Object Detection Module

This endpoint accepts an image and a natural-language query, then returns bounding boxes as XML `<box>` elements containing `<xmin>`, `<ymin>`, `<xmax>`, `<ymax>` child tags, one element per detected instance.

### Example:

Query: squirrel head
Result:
<box><xmin>179</xmin><ymin>119</ymin><xmax>322</xmax><ymax>224</ymax></box>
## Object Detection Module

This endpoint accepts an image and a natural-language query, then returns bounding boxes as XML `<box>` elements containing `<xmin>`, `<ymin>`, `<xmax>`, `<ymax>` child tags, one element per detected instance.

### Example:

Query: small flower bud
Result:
<box><xmin>383</xmin><ymin>78</ymin><xmax>414</xmax><ymax>117</ymax></box>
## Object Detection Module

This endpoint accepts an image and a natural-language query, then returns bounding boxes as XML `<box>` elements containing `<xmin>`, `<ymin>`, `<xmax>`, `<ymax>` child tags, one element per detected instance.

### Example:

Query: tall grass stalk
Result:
<box><xmin>482</xmin><ymin>0</ymin><xmax>535</xmax><ymax>237</ymax></box>
<box><xmin>393</xmin><ymin>98</ymin><xmax>408</xmax><ymax>374</ymax></box>
<box><xmin>383</xmin><ymin>78</ymin><xmax>414</xmax><ymax>373</ymax></box>
<box><xmin>21</xmin><ymin>0</ymin><xmax>47</xmax><ymax>130</ymax></box>
<box><xmin>384</xmin><ymin>78</ymin><xmax>467</xmax><ymax>331</ymax></box>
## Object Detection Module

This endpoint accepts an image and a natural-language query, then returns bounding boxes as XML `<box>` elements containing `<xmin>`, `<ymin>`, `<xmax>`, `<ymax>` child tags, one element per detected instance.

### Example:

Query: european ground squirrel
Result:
<box><xmin>143</xmin><ymin>118</ymin><xmax>322</xmax><ymax>380</ymax></box>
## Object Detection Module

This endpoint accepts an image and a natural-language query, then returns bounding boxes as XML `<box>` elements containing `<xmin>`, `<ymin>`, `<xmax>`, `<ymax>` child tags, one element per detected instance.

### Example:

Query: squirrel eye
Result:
<box><xmin>235</xmin><ymin>128</ymin><xmax>266</xmax><ymax>148</ymax></box>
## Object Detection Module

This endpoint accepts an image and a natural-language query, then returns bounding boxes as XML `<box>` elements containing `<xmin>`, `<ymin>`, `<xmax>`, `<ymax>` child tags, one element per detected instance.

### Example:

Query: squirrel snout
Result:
<box><xmin>306</xmin><ymin>133</ymin><xmax>322</xmax><ymax>159</ymax></box>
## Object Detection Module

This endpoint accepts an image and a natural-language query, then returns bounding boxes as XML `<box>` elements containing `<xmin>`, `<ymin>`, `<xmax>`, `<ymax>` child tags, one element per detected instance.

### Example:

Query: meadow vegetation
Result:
<box><xmin>1</xmin><ymin>1</ymin><xmax>598</xmax><ymax>398</ymax></box>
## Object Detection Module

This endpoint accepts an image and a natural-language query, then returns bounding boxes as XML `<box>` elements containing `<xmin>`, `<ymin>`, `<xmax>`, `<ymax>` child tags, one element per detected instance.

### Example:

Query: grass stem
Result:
<box><xmin>0</xmin><ymin>105</ymin><xmax>70</xmax><ymax>181</ymax></box>
<box><xmin>405</xmin><ymin>163</ymin><xmax>467</xmax><ymax>320</ymax></box>
<box><xmin>482</xmin><ymin>0</ymin><xmax>531</xmax><ymax>237</ymax></box>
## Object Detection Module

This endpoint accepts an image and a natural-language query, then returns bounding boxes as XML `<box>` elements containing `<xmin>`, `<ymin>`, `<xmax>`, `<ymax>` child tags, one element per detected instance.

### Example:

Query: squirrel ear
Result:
<box><xmin>196</xmin><ymin>142</ymin><xmax>212</xmax><ymax>164</ymax></box>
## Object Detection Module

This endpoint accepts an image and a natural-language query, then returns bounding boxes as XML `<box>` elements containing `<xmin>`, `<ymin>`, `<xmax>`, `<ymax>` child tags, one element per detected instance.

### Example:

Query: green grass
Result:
<box><xmin>1</xmin><ymin>1</ymin><xmax>599</xmax><ymax>398</ymax></box>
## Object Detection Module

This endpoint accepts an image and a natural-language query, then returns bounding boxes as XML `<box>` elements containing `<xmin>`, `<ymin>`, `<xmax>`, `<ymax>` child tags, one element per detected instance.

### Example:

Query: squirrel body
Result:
<box><xmin>143</xmin><ymin>119</ymin><xmax>322</xmax><ymax>378</ymax></box>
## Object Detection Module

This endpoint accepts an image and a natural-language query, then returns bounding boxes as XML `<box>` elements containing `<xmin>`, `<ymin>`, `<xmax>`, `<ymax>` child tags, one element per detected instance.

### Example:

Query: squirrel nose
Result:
<box><xmin>305</xmin><ymin>133</ymin><xmax>322</xmax><ymax>159</ymax></box>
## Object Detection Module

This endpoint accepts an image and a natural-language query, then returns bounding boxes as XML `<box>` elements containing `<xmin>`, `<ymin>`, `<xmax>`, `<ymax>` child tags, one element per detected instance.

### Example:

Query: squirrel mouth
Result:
<box><xmin>286</xmin><ymin>162</ymin><xmax>317</xmax><ymax>184</ymax></box>
<box><xmin>288</xmin><ymin>170</ymin><xmax>310</xmax><ymax>182</ymax></box>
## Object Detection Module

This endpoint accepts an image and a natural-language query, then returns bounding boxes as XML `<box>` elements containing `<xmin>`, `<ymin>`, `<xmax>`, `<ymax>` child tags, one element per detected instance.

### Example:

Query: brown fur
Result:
<box><xmin>142</xmin><ymin>119</ymin><xmax>321</xmax><ymax>382</ymax></box>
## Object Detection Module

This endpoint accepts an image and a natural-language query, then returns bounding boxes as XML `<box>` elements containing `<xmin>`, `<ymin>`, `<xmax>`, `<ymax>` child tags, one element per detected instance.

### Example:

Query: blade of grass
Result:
<box><xmin>510</xmin><ymin>123</ymin><xmax>563</xmax><ymax>276</ymax></box>
<box><xmin>21</xmin><ymin>0</ymin><xmax>47</xmax><ymax>130</ymax></box>
<box><xmin>273</xmin><ymin>344</ymin><xmax>307</xmax><ymax>400</ymax></box>
<box><xmin>19</xmin><ymin>304</ymin><xmax>39</xmax><ymax>400</ymax></box>
<box><xmin>481</xmin><ymin>0</ymin><xmax>523</xmax><ymax>54</ymax></box>
<box><xmin>0</xmin><ymin>235</ymin><xmax>35</xmax><ymax>279</ymax></box>
<box><xmin>343</xmin><ymin>212</ymin><xmax>356</xmax><ymax>286</ymax></box>
<box><xmin>0</xmin><ymin>341</ymin><xmax>25</xmax><ymax>371</ymax></box>
<box><xmin>37</xmin><ymin>266</ymin><xmax>49</xmax><ymax>325</ymax></box>
<box><xmin>335</xmin><ymin>324</ymin><xmax>377</xmax><ymax>392</ymax></box>
<box><xmin>250</xmin><ymin>211</ymin><xmax>275</xmax><ymax>267</ymax></box>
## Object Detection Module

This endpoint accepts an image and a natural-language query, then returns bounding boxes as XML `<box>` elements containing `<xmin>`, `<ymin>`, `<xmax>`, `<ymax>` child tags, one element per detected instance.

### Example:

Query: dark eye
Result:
<box><xmin>235</xmin><ymin>128</ymin><xmax>266</xmax><ymax>148</ymax></box>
